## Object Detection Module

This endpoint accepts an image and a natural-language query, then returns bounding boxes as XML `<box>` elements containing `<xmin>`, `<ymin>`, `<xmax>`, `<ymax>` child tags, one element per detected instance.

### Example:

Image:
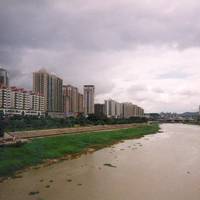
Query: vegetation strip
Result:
<box><xmin>0</xmin><ymin>124</ymin><xmax>159</xmax><ymax>178</ymax></box>
<box><xmin>10</xmin><ymin>124</ymin><xmax>140</xmax><ymax>139</ymax></box>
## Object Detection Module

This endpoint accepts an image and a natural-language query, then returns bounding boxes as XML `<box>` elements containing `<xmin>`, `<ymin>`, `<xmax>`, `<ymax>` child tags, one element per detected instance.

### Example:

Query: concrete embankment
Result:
<box><xmin>9</xmin><ymin>124</ymin><xmax>140</xmax><ymax>139</ymax></box>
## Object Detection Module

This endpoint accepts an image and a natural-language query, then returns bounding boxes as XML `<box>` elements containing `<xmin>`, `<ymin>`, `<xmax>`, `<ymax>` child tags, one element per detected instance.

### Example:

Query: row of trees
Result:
<box><xmin>5</xmin><ymin>114</ymin><xmax>148</xmax><ymax>132</ymax></box>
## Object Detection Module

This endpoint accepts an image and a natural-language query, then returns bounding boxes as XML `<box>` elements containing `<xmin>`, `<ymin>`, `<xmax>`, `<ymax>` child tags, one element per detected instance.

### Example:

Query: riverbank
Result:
<box><xmin>183</xmin><ymin>121</ymin><xmax>200</xmax><ymax>126</ymax></box>
<box><xmin>0</xmin><ymin>124</ymin><xmax>159</xmax><ymax>178</ymax></box>
<box><xmin>9</xmin><ymin>123</ymin><xmax>143</xmax><ymax>139</ymax></box>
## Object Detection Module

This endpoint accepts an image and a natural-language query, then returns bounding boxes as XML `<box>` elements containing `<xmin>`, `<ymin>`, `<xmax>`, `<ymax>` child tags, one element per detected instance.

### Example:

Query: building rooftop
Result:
<box><xmin>84</xmin><ymin>85</ymin><xmax>95</xmax><ymax>87</ymax></box>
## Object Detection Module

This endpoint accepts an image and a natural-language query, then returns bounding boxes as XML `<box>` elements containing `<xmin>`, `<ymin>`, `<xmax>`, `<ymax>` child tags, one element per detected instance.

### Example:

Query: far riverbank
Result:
<box><xmin>0</xmin><ymin>124</ymin><xmax>159</xmax><ymax>178</ymax></box>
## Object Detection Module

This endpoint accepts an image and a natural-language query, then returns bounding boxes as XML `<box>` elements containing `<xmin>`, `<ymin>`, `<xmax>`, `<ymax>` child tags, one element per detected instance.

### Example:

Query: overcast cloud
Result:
<box><xmin>1</xmin><ymin>0</ymin><xmax>200</xmax><ymax>113</ymax></box>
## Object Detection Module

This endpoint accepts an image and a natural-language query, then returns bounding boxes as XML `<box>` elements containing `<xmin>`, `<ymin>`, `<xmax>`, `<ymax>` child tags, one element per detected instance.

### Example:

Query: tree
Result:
<box><xmin>0</xmin><ymin>116</ymin><xmax>9</xmax><ymax>137</ymax></box>
<box><xmin>77</xmin><ymin>115</ymin><xmax>87</xmax><ymax>126</ymax></box>
<box><xmin>0</xmin><ymin>118</ymin><xmax>5</xmax><ymax>137</ymax></box>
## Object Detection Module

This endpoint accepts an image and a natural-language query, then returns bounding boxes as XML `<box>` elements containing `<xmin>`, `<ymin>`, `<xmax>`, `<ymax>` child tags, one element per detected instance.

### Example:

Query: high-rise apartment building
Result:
<box><xmin>122</xmin><ymin>102</ymin><xmax>133</xmax><ymax>119</ymax></box>
<box><xmin>0</xmin><ymin>68</ymin><xmax>9</xmax><ymax>87</ymax></box>
<box><xmin>105</xmin><ymin>99</ymin><xmax>117</xmax><ymax>118</ymax></box>
<box><xmin>104</xmin><ymin>99</ymin><xmax>121</xmax><ymax>118</ymax></box>
<box><xmin>63</xmin><ymin>85</ymin><xmax>79</xmax><ymax>116</ymax></box>
<box><xmin>132</xmin><ymin>104</ymin><xmax>137</xmax><ymax>117</ymax></box>
<box><xmin>33</xmin><ymin>69</ymin><xmax>48</xmax><ymax>111</ymax></box>
<box><xmin>84</xmin><ymin>85</ymin><xmax>95</xmax><ymax>115</ymax></box>
<box><xmin>115</xmin><ymin>102</ymin><xmax>121</xmax><ymax>118</ymax></box>
<box><xmin>199</xmin><ymin>105</ymin><xmax>200</xmax><ymax>116</ymax></box>
<box><xmin>137</xmin><ymin>106</ymin><xmax>144</xmax><ymax>116</ymax></box>
<box><xmin>48</xmin><ymin>75</ymin><xmax>63</xmax><ymax>112</ymax></box>
<box><xmin>122</xmin><ymin>103</ymin><xmax>144</xmax><ymax>118</ymax></box>
<box><xmin>78</xmin><ymin>93</ymin><xmax>84</xmax><ymax>113</ymax></box>
<box><xmin>33</xmin><ymin>69</ymin><xmax>63</xmax><ymax>113</ymax></box>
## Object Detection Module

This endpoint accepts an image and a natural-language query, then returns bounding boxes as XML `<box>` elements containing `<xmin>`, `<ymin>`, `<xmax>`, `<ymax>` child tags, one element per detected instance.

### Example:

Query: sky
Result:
<box><xmin>0</xmin><ymin>0</ymin><xmax>200</xmax><ymax>113</ymax></box>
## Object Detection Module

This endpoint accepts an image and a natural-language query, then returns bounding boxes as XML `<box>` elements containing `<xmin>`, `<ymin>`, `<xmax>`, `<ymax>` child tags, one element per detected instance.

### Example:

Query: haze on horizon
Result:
<box><xmin>0</xmin><ymin>0</ymin><xmax>200</xmax><ymax>113</ymax></box>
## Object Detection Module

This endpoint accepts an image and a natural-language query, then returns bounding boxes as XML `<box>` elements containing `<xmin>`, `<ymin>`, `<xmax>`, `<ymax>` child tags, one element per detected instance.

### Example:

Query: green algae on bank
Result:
<box><xmin>0</xmin><ymin>124</ymin><xmax>159</xmax><ymax>178</ymax></box>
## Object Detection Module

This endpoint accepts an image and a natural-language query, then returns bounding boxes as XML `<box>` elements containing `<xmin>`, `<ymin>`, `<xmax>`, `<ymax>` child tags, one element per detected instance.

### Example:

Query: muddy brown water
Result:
<box><xmin>1</xmin><ymin>124</ymin><xmax>200</xmax><ymax>200</ymax></box>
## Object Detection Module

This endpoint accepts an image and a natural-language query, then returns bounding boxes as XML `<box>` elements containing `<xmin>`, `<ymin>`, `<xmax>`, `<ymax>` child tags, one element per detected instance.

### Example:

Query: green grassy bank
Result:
<box><xmin>0</xmin><ymin>124</ymin><xmax>159</xmax><ymax>178</ymax></box>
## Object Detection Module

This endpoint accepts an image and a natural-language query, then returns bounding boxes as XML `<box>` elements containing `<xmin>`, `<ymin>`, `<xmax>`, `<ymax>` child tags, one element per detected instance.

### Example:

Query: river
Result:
<box><xmin>1</xmin><ymin>124</ymin><xmax>200</xmax><ymax>200</ymax></box>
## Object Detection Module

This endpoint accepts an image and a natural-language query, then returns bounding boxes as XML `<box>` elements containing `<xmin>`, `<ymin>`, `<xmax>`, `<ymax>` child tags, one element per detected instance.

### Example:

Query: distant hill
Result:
<box><xmin>179</xmin><ymin>112</ymin><xmax>199</xmax><ymax>117</ymax></box>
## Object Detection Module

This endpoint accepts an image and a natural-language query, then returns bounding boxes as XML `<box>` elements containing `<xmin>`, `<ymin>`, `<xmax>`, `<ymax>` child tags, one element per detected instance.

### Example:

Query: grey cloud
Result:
<box><xmin>127</xmin><ymin>84</ymin><xmax>148</xmax><ymax>93</ymax></box>
<box><xmin>1</xmin><ymin>0</ymin><xmax>200</xmax><ymax>112</ymax></box>
<box><xmin>157</xmin><ymin>70</ymin><xmax>192</xmax><ymax>79</ymax></box>
<box><xmin>1</xmin><ymin>0</ymin><xmax>200</xmax><ymax>52</ymax></box>
<box><xmin>178</xmin><ymin>89</ymin><xmax>199</xmax><ymax>96</ymax></box>
<box><xmin>152</xmin><ymin>88</ymin><xmax>165</xmax><ymax>94</ymax></box>
<box><xmin>123</xmin><ymin>84</ymin><xmax>150</xmax><ymax>105</ymax></box>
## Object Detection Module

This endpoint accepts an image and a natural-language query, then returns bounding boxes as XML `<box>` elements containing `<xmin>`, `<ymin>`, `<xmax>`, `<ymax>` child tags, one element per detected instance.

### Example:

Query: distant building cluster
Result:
<box><xmin>0</xmin><ymin>68</ymin><xmax>95</xmax><ymax>118</ymax></box>
<box><xmin>0</xmin><ymin>67</ymin><xmax>144</xmax><ymax>118</ymax></box>
<box><xmin>95</xmin><ymin>99</ymin><xmax>144</xmax><ymax>119</ymax></box>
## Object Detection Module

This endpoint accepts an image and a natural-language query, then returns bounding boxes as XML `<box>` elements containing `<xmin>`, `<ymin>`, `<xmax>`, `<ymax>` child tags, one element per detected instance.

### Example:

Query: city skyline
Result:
<box><xmin>0</xmin><ymin>67</ymin><xmax>144</xmax><ymax>118</ymax></box>
<box><xmin>0</xmin><ymin>66</ymin><xmax>145</xmax><ymax>110</ymax></box>
<box><xmin>1</xmin><ymin>1</ymin><xmax>200</xmax><ymax>113</ymax></box>
<box><xmin>1</xmin><ymin>2</ymin><xmax>200</xmax><ymax>199</ymax></box>
<box><xmin>0</xmin><ymin>66</ymin><xmax>199</xmax><ymax>115</ymax></box>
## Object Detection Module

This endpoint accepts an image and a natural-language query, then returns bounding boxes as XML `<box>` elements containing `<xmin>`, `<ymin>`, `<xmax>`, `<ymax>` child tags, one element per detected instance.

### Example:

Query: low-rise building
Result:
<box><xmin>94</xmin><ymin>104</ymin><xmax>105</xmax><ymax>118</ymax></box>
<box><xmin>0</xmin><ymin>86</ymin><xmax>45</xmax><ymax>116</ymax></box>
<box><xmin>0</xmin><ymin>87</ymin><xmax>11</xmax><ymax>108</ymax></box>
